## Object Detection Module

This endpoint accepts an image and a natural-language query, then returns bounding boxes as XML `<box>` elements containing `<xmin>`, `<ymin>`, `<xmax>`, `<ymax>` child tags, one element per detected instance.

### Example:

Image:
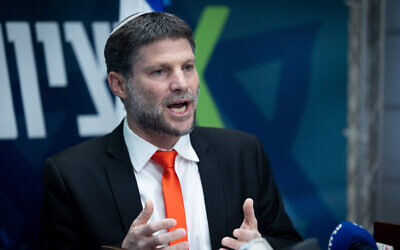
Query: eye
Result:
<box><xmin>183</xmin><ymin>64</ymin><xmax>194</xmax><ymax>71</ymax></box>
<box><xmin>152</xmin><ymin>69</ymin><xmax>165</xmax><ymax>76</ymax></box>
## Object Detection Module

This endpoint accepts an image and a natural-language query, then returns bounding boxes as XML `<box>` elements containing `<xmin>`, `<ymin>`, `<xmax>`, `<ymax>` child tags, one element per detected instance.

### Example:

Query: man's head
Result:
<box><xmin>105</xmin><ymin>12</ymin><xmax>199</xmax><ymax>147</ymax></box>
<box><xmin>104</xmin><ymin>12</ymin><xmax>195</xmax><ymax>79</ymax></box>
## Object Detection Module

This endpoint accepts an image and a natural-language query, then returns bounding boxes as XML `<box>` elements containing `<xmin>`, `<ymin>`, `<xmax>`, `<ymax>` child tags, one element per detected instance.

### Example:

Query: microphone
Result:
<box><xmin>328</xmin><ymin>221</ymin><xmax>377</xmax><ymax>250</ymax></box>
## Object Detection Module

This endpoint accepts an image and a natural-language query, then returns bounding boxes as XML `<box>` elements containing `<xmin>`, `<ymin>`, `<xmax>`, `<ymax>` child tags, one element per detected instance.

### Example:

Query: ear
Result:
<box><xmin>108</xmin><ymin>71</ymin><xmax>128</xmax><ymax>99</ymax></box>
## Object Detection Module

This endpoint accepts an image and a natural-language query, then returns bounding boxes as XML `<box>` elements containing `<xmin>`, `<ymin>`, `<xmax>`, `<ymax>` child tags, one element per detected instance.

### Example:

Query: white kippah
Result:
<box><xmin>109</xmin><ymin>11</ymin><xmax>152</xmax><ymax>37</ymax></box>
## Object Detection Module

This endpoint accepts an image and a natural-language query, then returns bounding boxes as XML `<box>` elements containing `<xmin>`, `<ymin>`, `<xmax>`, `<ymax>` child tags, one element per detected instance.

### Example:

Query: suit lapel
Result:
<box><xmin>104</xmin><ymin>122</ymin><xmax>143</xmax><ymax>232</ymax></box>
<box><xmin>191</xmin><ymin>128</ymin><xmax>228</xmax><ymax>249</ymax></box>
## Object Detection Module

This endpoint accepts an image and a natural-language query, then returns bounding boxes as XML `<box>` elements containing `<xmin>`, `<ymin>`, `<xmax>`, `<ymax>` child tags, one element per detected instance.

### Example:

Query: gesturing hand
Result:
<box><xmin>122</xmin><ymin>200</ymin><xmax>189</xmax><ymax>250</ymax></box>
<box><xmin>220</xmin><ymin>198</ymin><xmax>262</xmax><ymax>250</ymax></box>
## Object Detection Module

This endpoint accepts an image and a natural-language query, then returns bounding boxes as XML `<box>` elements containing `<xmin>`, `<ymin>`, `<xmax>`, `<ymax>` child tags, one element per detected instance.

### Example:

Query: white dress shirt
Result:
<box><xmin>123</xmin><ymin>118</ymin><xmax>212</xmax><ymax>250</ymax></box>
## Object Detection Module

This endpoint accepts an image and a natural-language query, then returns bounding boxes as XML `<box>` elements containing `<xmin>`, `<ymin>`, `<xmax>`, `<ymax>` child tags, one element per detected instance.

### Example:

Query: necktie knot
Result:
<box><xmin>151</xmin><ymin>150</ymin><xmax>178</xmax><ymax>171</ymax></box>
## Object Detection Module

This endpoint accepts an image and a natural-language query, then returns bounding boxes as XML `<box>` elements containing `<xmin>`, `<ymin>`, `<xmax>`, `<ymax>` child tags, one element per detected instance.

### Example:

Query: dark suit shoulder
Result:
<box><xmin>49</xmin><ymin>135</ymin><xmax>107</xmax><ymax>163</ymax></box>
<box><xmin>191</xmin><ymin>126</ymin><xmax>259</xmax><ymax>149</ymax></box>
<box><xmin>193</xmin><ymin>126</ymin><xmax>254</xmax><ymax>137</ymax></box>
<box><xmin>44</xmin><ymin>121</ymin><xmax>126</xmax><ymax>176</ymax></box>
<box><xmin>192</xmin><ymin>126</ymin><xmax>257</xmax><ymax>141</ymax></box>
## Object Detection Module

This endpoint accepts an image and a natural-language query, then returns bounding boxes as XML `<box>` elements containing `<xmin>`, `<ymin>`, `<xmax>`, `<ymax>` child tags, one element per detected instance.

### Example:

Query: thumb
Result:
<box><xmin>242</xmin><ymin>198</ymin><xmax>257</xmax><ymax>229</ymax></box>
<box><xmin>132</xmin><ymin>199</ymin><xmax>154</xmax><ymax>227</ymax></box>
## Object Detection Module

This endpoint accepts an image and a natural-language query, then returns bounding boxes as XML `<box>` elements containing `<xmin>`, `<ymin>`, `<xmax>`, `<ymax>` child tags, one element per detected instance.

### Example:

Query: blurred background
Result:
<box><xmin>0</xmin><ymin>0</ymin><xmax>398</xmax><ymax>249</ymax></box>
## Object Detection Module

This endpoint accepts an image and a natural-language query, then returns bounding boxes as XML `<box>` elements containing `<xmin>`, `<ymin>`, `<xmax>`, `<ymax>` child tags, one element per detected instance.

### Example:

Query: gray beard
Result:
<box><xmin>125</xmin><ymin>80</ymin><xmax>198</xmax><ymax>137</ymax></box>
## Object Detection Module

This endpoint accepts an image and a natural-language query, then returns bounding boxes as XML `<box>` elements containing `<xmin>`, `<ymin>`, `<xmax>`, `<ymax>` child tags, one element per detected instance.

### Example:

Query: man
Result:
<box><xmin>41</xmin><ymin>12</ymin><xmax>301</xmax><ymax>249</ymax></box>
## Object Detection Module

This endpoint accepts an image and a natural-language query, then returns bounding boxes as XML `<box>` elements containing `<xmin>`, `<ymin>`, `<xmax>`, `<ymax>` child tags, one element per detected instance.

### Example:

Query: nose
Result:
<box><xmin>169</xmin><ymin>69</ymin><xmax>188</xmax><ymax>92</ymax></box>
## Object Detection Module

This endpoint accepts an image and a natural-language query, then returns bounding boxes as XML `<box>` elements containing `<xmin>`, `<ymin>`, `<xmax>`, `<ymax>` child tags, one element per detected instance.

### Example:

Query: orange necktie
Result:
<box><xmin>151</xmin><ymin>150</ymin><xmax>188</xmax><ymax>245</ymax></box>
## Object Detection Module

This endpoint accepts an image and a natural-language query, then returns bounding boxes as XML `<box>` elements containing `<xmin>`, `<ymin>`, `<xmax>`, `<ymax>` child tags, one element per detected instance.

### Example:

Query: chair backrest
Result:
<box><xmin>374</xmin><ymin>221</ymin><xmax>400</xmax><ymax>249</ymax></box>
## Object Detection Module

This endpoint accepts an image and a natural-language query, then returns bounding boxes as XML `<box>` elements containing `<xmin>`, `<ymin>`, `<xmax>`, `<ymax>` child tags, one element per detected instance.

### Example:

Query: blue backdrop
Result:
<box><xmin>0</xmin><ymin>0</ymin><xmax>348</xmax><ymax>248</ymax></box>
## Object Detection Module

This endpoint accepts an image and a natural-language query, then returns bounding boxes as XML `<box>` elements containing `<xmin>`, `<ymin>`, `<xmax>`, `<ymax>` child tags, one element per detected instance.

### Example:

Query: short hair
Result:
<box><xmin>104</xmin><ymin>12</ymin><xmax>195</xmax><ymax>78</ymax></box>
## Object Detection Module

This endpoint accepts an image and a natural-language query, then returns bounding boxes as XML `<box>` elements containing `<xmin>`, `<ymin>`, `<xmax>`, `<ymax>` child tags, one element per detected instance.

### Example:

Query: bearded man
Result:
<box><xmin>40</xmin><ymin>12</ymin><xmax>302</xmax><ymax>250</ymax></box>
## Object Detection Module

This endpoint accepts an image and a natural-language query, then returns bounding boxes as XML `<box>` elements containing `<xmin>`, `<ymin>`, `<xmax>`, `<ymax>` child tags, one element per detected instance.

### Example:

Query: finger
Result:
<box><xmin>233</xmin><ymin>228</ymin><xmax>261</xmax><ymax>241</ymax></box>
<box><xmin>137</xmin><ymin>218</ymin><xmax>177</xmax><ymax>236</ymax></box>
<box><xmin>133</xmin><ymin>228</ymin><xmax>185</xmax><ymax>249</ymax></box>
<box><xmin>162</xmin><ymin>240</ymin><xmax>189</xmax><ymax>250</ymax></box>
<box><xmin>147</xmin><ymin>228</ymin><xmax>186</xmax><ymax>247</ymax></box>
<box><xmin>122</xmin><ymin>219</ymin><xmax>177</xmax><ymax>249</ymax></box>
<box><xmin>242</xmin><ymin>198</ymin><xmax>257</xmax><ymax>229</ymax></box>
<box><xmin>221</xmin><ymin>236</ymin><xmax>244</xmax><ymax>250</ymax></box>
<box><xmin>132</xmin><ymin>199</ymin><xmax>154</xmax><ymax>227</ymax></box>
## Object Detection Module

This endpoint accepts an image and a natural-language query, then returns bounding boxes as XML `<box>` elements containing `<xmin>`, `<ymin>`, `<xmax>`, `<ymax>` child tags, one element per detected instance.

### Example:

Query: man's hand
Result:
<box><xmin>220</xmin><ymin>198</ymin><xmax>262</xmax><ymax>250</ymax></box>
<box><xmin>122</xmin><ymin>200</ymin><xmax>189</xmax><ymax>250</ymax></box>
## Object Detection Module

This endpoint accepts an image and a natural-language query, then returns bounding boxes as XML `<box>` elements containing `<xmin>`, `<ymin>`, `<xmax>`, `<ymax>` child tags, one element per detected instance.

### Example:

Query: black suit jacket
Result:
<box><xmin>41</xmin><ymin>123</ymin><xmax>301</xmax><ymax>249</ymax></box>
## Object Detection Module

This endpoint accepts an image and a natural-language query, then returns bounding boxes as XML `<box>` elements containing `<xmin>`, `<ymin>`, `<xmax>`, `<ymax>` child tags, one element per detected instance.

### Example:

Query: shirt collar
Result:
<box><xmin>123</xmin><ymin>118</ymin><xmax>199</xmax><ymax>172</ymax></box>
<box><xmin>174</xmin><ymin>132</ymin><xmax>199</xmax><ymax>163</ymax></box>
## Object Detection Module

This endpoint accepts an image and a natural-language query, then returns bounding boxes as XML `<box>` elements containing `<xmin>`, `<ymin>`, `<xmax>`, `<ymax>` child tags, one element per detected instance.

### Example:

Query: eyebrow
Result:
<box><xmin>183</xmin><ymin>58</ymin><xmax>196</xmax><ymax>64</ymax></box>
<box><xmin>143</xmin><ymin>58</ymin><xmax>196</xmax><ymax>71</ymax></box>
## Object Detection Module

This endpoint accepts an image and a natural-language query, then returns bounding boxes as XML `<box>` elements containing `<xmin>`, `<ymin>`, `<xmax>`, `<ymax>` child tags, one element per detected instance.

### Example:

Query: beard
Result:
<box><xmin>124</xmin><ymin>79</ymin><xmax>198</xmax><ymax>137</ymax></box>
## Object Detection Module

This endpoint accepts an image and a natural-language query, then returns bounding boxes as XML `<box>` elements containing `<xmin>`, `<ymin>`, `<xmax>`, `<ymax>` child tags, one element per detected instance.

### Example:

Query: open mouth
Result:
<box><xmin>167</xmin><ymin>101</ymin><xmax>189</xmax><ymax>113</ymax></box>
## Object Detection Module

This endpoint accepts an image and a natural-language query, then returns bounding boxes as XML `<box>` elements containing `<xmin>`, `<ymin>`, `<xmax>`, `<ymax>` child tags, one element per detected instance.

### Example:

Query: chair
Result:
<box><xmin>374</xmin><ymin>221</ymin><xmax>400</xmax><ymax>249</ymax></box>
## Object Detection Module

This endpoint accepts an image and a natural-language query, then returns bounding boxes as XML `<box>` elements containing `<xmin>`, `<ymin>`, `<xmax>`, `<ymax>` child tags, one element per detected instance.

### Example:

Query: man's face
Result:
<box><xmin>124</xmin><ymin>38</ymin><xmax>199</xmax><ymax>137</ymax></box>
